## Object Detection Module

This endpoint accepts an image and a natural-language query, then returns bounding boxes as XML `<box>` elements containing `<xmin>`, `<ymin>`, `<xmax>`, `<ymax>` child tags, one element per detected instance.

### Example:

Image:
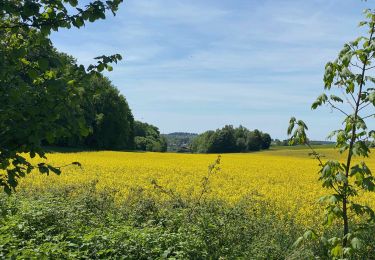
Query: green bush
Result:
<box><xmin>0</xmin><ymin>186</ymin><xmax>304</xmax><ymax>259</ymax></box>
<box><xmin>1</xmin><ymin>183</ymin><xmax>374</xmax><ymax>259</ymax></box>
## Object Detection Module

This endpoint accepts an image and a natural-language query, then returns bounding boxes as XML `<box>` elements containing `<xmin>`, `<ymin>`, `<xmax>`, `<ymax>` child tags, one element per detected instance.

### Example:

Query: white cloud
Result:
<box><xmin>50</xmin><ymin>0</ymin><xmax>372</xmax><ymax>139</ymax></box>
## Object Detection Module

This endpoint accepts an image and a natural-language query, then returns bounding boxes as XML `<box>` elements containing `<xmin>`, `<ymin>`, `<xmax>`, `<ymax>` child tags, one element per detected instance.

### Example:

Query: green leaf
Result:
<box><xmin>292</xmin><ymin>237</ymin><xmax>304</xmax><ymax>248</ymax></box>
<box><xmin>38</xmin><ymin>58</ymin><xmax>49</xmax><ymax>71</ymax></box>
<box><xmin>303</xmin><ymin>230</ymin><xmax>317</xmax><ymax>240</ymax></box>
<box><xmin>331</xmin><ymin>244</ymin><xmax>343</xmax><ymax>257</ymax></box>
<box><xmin>67</xmin><ymin>80</ymin><xmax>75</xmax><ymax>85</ymax></box>
<box><xmin>69</xmin><ymin>0</ymin><xmax>78</xmax><ymax>7</ymax></box>
<box><xmin>75</xmin><ymin>17</ymin><xmax>84</xmax><ymax>27</ymax></box>
<box><xmin>28</xmin><ymin>69</ymin><xmax>38</xmax><ymax>80</ymax></box>
<box><xmin>351</xmin><ymin>237</ymin><xmax>362</xmax><ymax>250</ymax></box>
<box><xmin>23</xmin><ymin>2</ymin><xmax>40</xmax><ymax>17</ymax></box>
<box><xmin>367</xmin><ymin>91</ymin><xmax>375</xmax><ymax>105</ymax></box>
<box><xmin>319</xmin><ymin>194</ymin><xmax>340</xmax><ymax>204</ymax></box>
<box><xmin>311</xmin><ymin>94</ymin><xmax>327</xmax><ymax>109</ymax></box>
<box><xmin>362</xmin><ymin>177</ymin><xmax>375</xmax><ymax>191</ymax></box>
<box><xmin>287</xmin><ymin>117</ymin><xmax>296</xmax><ymax>135</ymax></box>
<box><xmin>330</xmin><ymin>95</ymin><xmax>343</xmax><ymax>103</ymax></box>
<box><xmin>48</xmin><ymin>165</ymin><xmax>61</xmax><ymax>175</ymax></box>
<box><xmin>320</xmin><ymin>236</ymin><xmax>328</xmax><ymax>246</ymax></box>
<box><xmin>335</xmin><ymin>172</ymin><xmax>347</xmax><ymax>183</ymax></box>
<box><xmin>38</xmin><ymin>164</ymin><xmax>49</xmax><ymax>175</ymax></box>
<box><xmin>347</xmin><ymin>82</ymin><xmax>355</xmax><ymax>93</ymax></box>
<box><xmin>97</xmin><ymin>63</ymin><xmax>105</xmax><ymax>72</ymax></box>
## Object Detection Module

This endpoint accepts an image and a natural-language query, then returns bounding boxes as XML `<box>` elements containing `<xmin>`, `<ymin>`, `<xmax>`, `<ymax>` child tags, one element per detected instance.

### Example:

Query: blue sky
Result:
<box><xmin>51</xmin><ymin>0</ymin><xmax>372</xmax><ymax>139</ymax></box>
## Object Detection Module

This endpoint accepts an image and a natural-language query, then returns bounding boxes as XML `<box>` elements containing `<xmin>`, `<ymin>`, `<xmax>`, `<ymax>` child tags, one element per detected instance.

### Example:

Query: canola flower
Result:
<box><xmin>18</xmin><ymin>147</ymin><xmax>375</xmax><ymax>227</ymax></box>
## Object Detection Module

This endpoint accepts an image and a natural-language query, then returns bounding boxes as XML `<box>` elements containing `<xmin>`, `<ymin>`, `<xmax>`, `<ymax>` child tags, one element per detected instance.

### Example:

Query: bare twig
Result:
<box><xmin>350</xmin><ymin>61</ymin><xmax>363</xmax><ymax>70</ymax></box>
<box><xmin>358</xmin><ymin>102</ymin><xmax>371</xmax><ymax>112</ymax></box>
<box><xmin>305</xmin><ymin>142</ymin><xmax>340</xmax><ymax>194</ymax></box>
<box><xmin>327</xmin><ymin>100</ymin><xmax>350</xmax><ymax>117</ymax></box>
<box><xmin>362</xmin><ymin>113</ymin><xmax>375</xmax><ymax>119</ymax></box>
<box><xmin>348</xmin><ymin>91</ymin><xmax>357</xmax><ymax>104</ymax></box>
<box><xmin>340</xmin><ymin>89</ymin><xmax>356</xmax><ymax>110</ymax></box>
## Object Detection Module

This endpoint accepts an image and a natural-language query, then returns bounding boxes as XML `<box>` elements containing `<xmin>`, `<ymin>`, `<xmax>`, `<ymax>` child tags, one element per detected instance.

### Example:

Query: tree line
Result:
<box><xmin>0</xmin><ymin>0</ymin><xmax>267</xmax><ymax>193</ymax></box>
<box><xmin>191</xmin><ymin>125</ymin><xmax>271</xmax><ymax>153</ymax></box>
<box><xmin>134</xmin><ymin>121</ymin><xmax>167</xmax><ymax>152</ymax></box>
<box><xmin>29</xmin><ymin>52</ymin><xmax>166</xmax><ymax>152</ymax></box>
<box><xmin>1</xmin><ymin>0</ymin><xmax>131</xmax><ymax>193</ymax></box>
<box><xmin>2</xmin><ymin>37</ymin><xmax>165</xmax><ymax>153</ymax></box>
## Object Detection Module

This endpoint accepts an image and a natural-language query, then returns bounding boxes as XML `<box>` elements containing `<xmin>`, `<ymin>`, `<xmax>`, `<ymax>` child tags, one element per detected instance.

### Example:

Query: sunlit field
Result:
<box><xmin>19</xmin><ymin>146</ymin><xmax>375</xmax><ymax>228</ymax></box>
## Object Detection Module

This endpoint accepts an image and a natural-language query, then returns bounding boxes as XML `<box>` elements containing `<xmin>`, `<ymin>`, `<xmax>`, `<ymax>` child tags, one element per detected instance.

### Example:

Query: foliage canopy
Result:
<box><xmin>0</xmin><ymin>0</ymin><xmax>123</xmax><ymax>193</ymax></box>
<box><xmin>191</xmin><ymin>125</ymin><xmax>271</xmax><ymax>153</ymax></box>
<box><xmin>134</xmin><ymin>121</ymin><xmax>167</xmax><ymax>152</ymax></box>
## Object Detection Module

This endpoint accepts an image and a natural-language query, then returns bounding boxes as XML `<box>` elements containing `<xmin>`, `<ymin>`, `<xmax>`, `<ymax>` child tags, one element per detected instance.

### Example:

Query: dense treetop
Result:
<box><xmin>1</xmin><ymin>0</ymin><xmax>124</xmax><ymax>193</ymax></box>
<box><xmin>191</xmin><ymin>125</ymin><xmax>271</xmax><ymax>153</ymax></box>
<box><xmin>134</xmin><ymin>121</ymin><xmax>167</xmax><ymax>152</ymax></box>
<box><xmin>51</xmin><ymin>66</ymin><xmax>135</xmax><ymax>150</ymax></box>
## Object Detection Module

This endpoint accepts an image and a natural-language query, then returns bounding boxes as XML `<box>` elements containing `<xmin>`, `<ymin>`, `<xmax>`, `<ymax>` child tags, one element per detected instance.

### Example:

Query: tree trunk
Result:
<box><xmin>342</xmin><ymin>22</ymin><xmax>375</xmax><ymax>247</ymax></box>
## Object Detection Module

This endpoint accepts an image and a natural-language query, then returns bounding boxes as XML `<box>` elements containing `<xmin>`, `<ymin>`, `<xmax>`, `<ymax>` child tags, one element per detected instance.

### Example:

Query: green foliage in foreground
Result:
<box><xmin>1</xmin><ymin>183</ymin><xmax>375</xmax><ymax>259</ymax></box>
<box><xmin>0</xmin><ymin>185</ymin><xmax>303</xmax><ymax>259</ymax></box>
<box><xmin>192</xmin><ymin>125</ymin><xmax>271</xmax><ymax>153</ymax></box>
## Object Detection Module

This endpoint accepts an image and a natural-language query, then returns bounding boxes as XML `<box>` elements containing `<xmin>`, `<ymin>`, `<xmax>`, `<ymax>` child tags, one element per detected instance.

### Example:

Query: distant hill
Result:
<box><xmin>162</xmin><ymin>132</ymin><xmax>198</xmax><ymax>152</ymax></box>
<box><xmin>272</xmin><ymin>139</ymin><xmax>335</xmax><ymax>146</ymax></box>
<box><xmin>309</xmin><ymin>140</ymin><xmax>335</xmax><ymax>145</ymax></box>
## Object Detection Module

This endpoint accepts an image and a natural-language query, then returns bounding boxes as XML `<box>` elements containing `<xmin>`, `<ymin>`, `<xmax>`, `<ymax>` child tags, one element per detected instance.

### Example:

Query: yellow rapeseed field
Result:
<box><xmin>19</xmin><ymin>147</ymin><xmax>375</xmax><ymax>227</ymax></box>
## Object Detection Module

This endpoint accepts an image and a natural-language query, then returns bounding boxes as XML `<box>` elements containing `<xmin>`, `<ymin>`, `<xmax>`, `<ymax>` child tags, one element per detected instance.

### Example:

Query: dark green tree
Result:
<box><xmin>191</xmin><ymin>126</ymin><xmax>271</xmax><ymax>153</ymax></box>
<box><xmin>134</xmin><ymin>121</ymin><xmax>167</xmax><ymax>152</ymax></box>
<box><xmin>0</xmin><ymin>0</ymin><xmax>123</xmax><ymax>193</ymax></box>
<box><xmin>234</xmin><ymin>125</ymin><xmax>248</xmax><ymax>152</ymax></box>
<box><xmin>207</xmin><ymin>125</ymin><xmax>236</xmax><ymax>153</ymax></box>
<box><xmin>246</xmin><ymin>129</ymin><xmax>262</xmax><ymax>151</ymax></box>
<box><xmin>82</xmin><ymin>75</ymin><xmax>134</xmax><ymax>150</ymax></box>
<box><xmin>261</xmin><ymin>133</ymin><xmax>272</xmax><ymax>150</ymax></box>
<box><xmin>191</xmin><ymin>131</ymin><xmax>215</xmax><ymax>153</ymax></box>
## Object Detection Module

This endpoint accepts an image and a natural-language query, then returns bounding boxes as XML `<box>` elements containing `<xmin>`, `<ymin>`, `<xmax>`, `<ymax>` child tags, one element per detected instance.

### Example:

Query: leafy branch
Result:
<box><xmin>289</xmin><ymin>9</ymin><xmax>375</xmax><ymax>258</ymax></box>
